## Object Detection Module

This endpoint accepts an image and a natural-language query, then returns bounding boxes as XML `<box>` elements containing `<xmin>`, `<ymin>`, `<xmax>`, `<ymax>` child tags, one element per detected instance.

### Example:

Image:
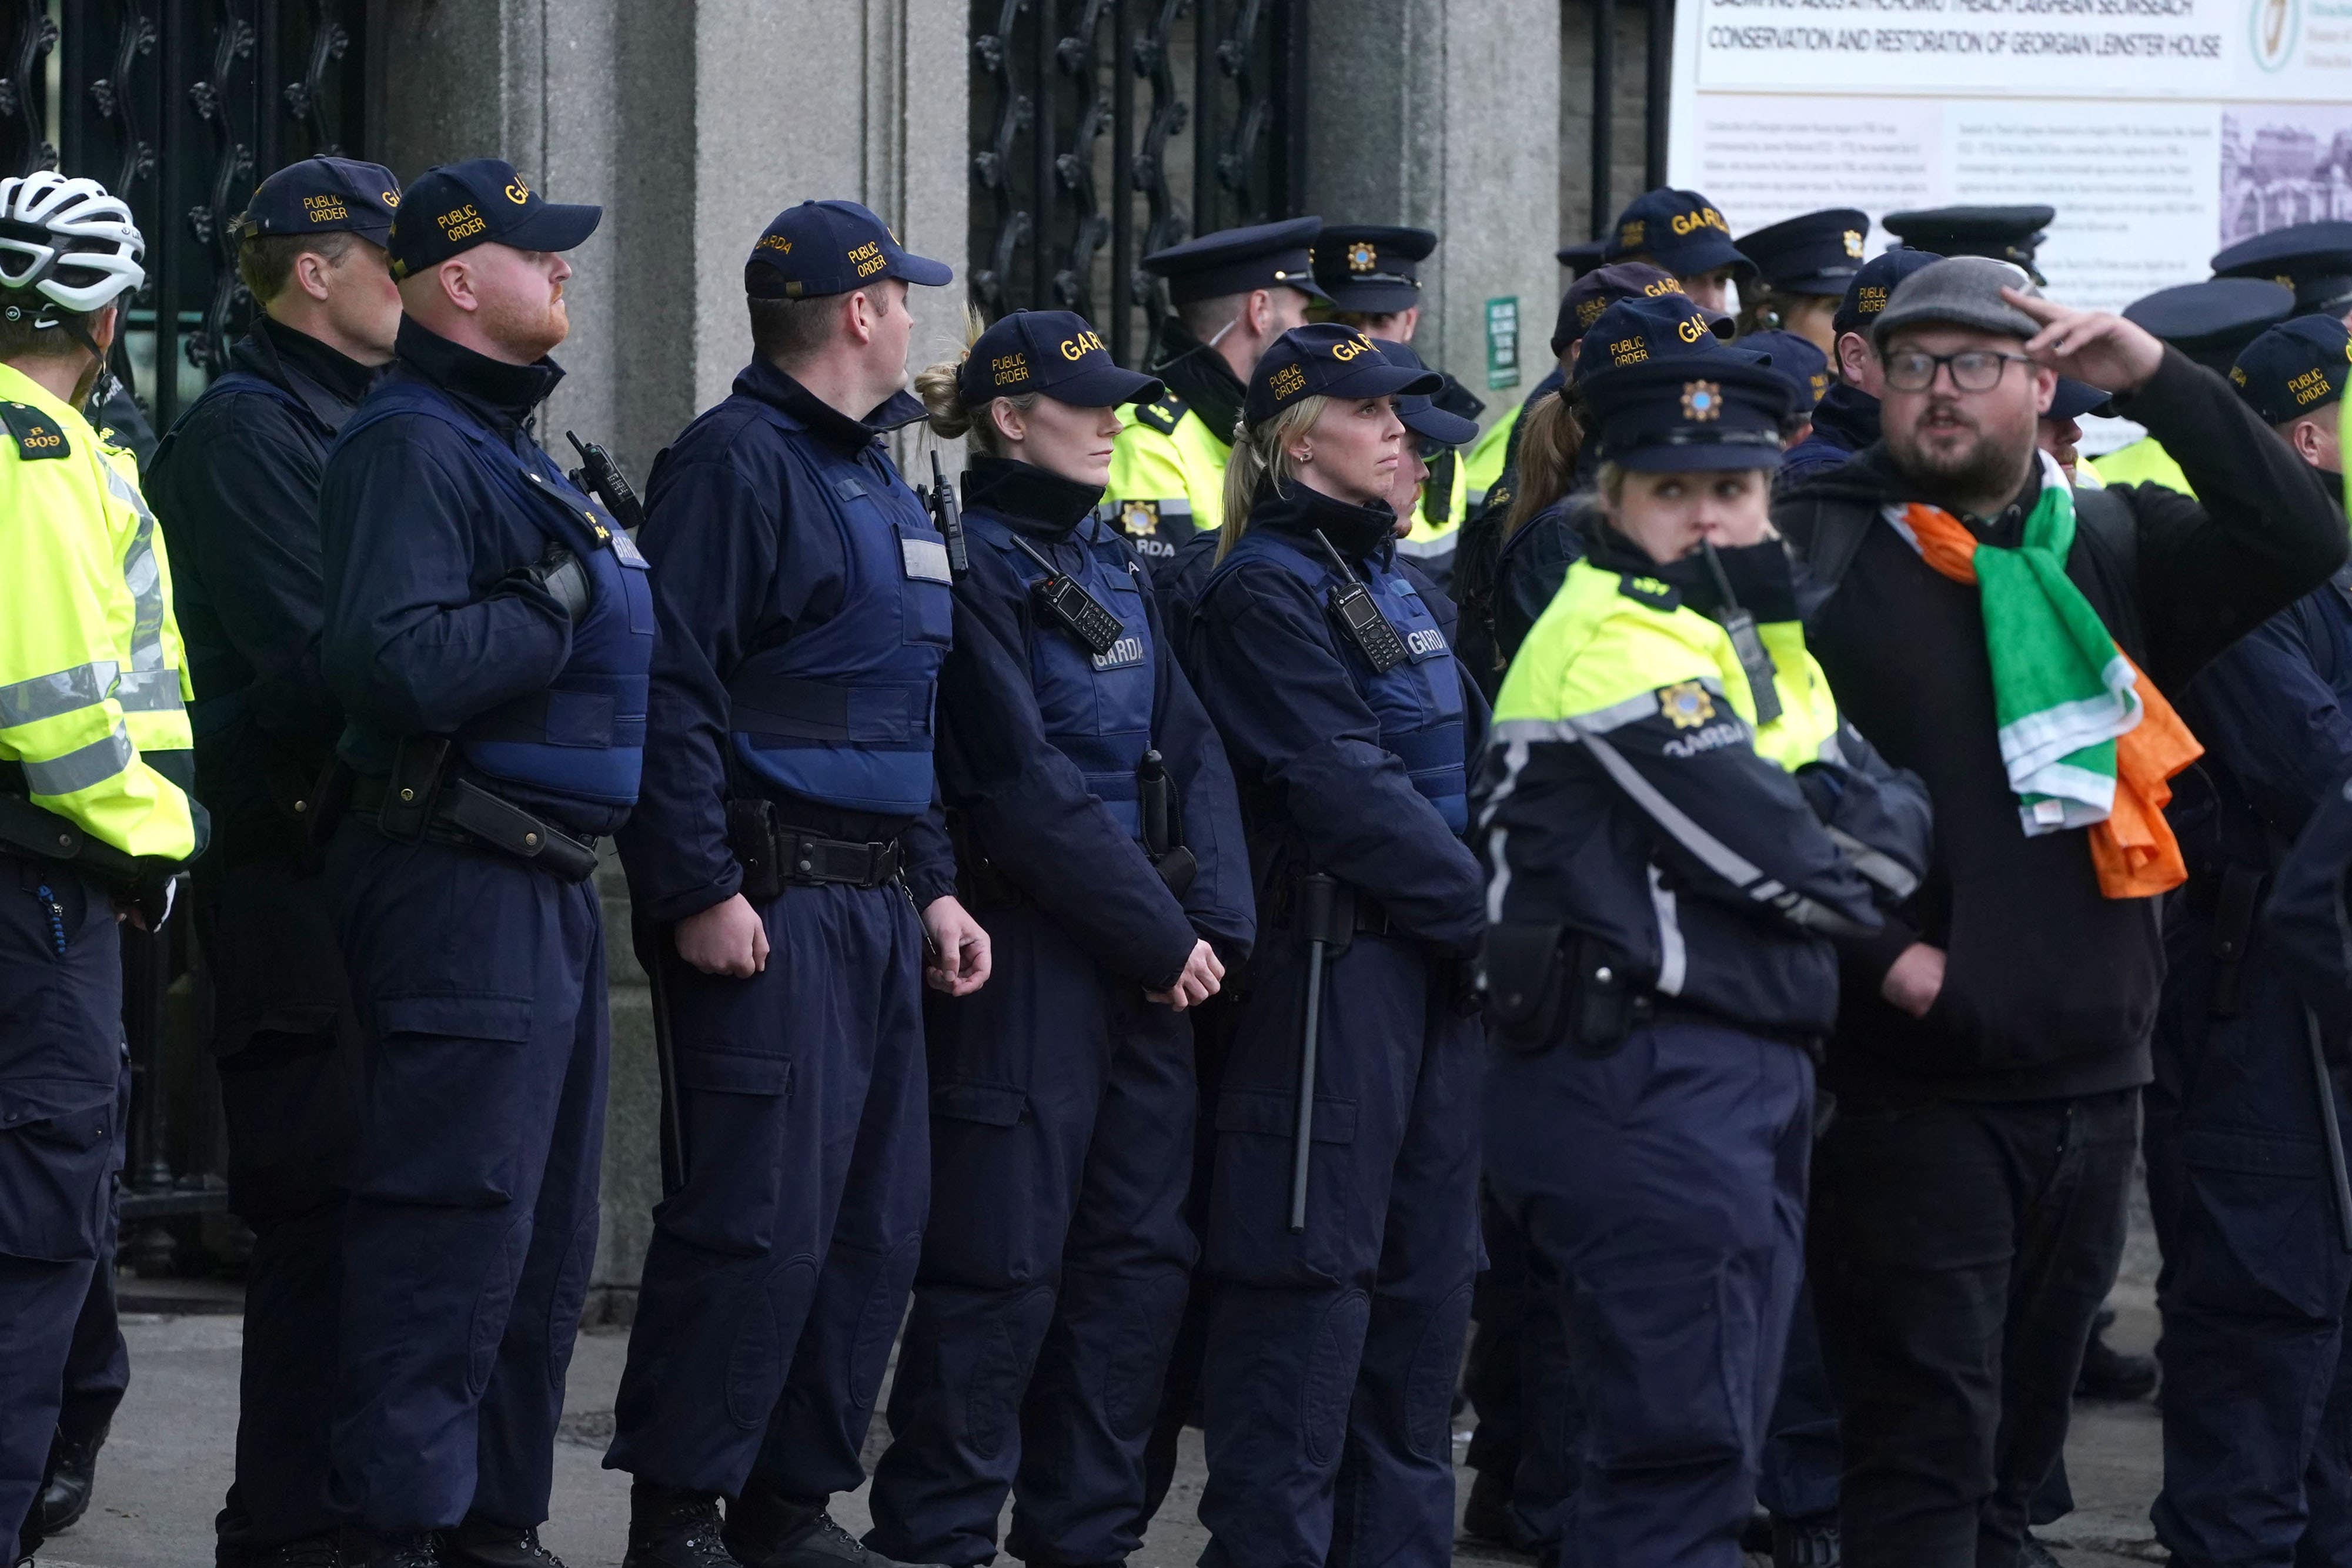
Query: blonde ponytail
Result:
<box><xmin>1215</xmin><ymin>396</ymin><xmax>1329</xmax><ymax>563</ymax></box>
<box><xmin>913</xmin><ymin>306</ymin><xmax>1040</xmax><ymax>457</ymax></box>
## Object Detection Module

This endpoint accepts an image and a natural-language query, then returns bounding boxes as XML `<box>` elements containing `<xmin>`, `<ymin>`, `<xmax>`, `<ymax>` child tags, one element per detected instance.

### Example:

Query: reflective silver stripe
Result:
<box><xmin>101</xmin><ymin>460</ymin><xmax>168</xmax><ymax>673</ymax></box>
<box><xmin>1573</xmin><ymin>688</ymin><xmax>1668</xmax><ymax>735</ymax></box>
<box><xmin>1826</xmin><ymin>826</ymin><xmax>1921</xmax><ymax>901</ymax></box>
<box><xmin>1578</xmin><ymin>724</ymin><xmax>1877</xmax><ymax>940</ymax></box>
<box><xmin>21</xmin><ymin>723</ymin><xmax>135</xmax><ymax>795</ymax></box>
<box><xmin>1478</xmin><ymin>733</ymin><xmax>1534</xmax><ymax>926</ymax></box>
<box><xmin>1157</xmin><ymin>499</ymin><xmax>1193</xmax><ymax>519</ymax></box>
<box><xmin>113</xmin><ymin>667</ymin><xmax>185</xmax><ymax>714</ymax></box>
<box><xmin>1395</xmin><ymin>533</ymin><xmax>1458</xmax><ymax>558</ymax></box>
<box><xmin>1648</xmin><ymin>863</ymin><xmax>1686</xmax><ymax>996</ymax></box>
<box><xmin>0</xmin><ymin>661</ymin><xmax>117</xmax><ymax>727</ymax></box>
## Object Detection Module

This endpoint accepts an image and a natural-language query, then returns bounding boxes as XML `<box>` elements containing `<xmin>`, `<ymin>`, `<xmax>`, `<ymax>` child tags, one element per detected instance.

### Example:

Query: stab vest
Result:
<box><xmin>724</xmin><ymin>402</ymin><xmax>953</xmax><ymax>817</ymax></box>
<box><xmin>969</xmin><ymin>506</ymin><xmax>1157</xmax><ymax>836</ymax></box>
<box><xmin>1207</xmin><ymin>529</ymin><xmax>1468</xmax><ymax>833</ymax></box>
<box><xmin>339</xmin><ymin>381</ymin><xmax>653</xmax><ymax>806</ymax></box>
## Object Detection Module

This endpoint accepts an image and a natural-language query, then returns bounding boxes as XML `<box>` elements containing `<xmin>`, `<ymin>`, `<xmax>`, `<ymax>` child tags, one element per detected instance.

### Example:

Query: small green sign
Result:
<box><xmin>1485</xmin><ymin>296</ymin><xmax>1521</xmax><ymax>391</ymax></box>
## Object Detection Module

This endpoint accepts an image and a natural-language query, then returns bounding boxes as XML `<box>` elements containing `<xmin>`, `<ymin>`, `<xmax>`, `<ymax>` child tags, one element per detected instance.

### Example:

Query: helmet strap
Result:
<box><xmin>45</xmin><ymin>305</ymin><xmax>120</xmax><ymax>413</ymax></box>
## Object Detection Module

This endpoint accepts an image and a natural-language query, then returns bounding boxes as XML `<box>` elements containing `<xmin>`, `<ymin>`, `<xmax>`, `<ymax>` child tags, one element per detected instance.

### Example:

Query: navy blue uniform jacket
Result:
<box><xmin>616</xmin><ymin>358</ymin><xmax>955</xmax><ymax>925</ymax></box>
<box><xmin>941</xmin><ymin>457</ymin><xmax>1254</xmax><ymax>988</ymax></box>
<box><xmin>319</xmin><ymin>319</ymin><xmax>620</xmax><ymax>834</ymax></box>
<box><xmin>149</xmin><ymin>318</ymin><xmax>375</xmax><ymax>863</ymax></box>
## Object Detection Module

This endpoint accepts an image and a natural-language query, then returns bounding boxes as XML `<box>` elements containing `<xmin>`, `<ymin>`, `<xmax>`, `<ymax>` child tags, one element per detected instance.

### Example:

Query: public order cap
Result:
<box><xmin>1581</xmin><ymin>345</ymin><xmax>1795</xmax><ymax>473</ymax></box>
<box><xmin>386</xmin><ymin>158</ymin><xmax>600</xmax><ymax>281</ymax></box>
<box><xmin>1604</xmin><ymin>188</ymin><xmax>1754</xmax><ymax>282</ymax></box>
<box><xmin>1373</xmin><ymin>338</ymin><xmax>1480</xmax><ymax>447</ymax></box>
<box><xmin>1143</xmin><ymin>216</ymin><xmax>1329</xmax><ymax>307</ymax></box>
<box><xmin>1832</xmin><ymin>248</ymin><xmax>1943</xmax><ymax>339</ymax></box>
<box><xmin>1555</xmin><ymin>262</ymin><xmax>1728</xmax><ymax>355</ymax></box>
<box><xmin>1884</xmin><ymin>205</ymin><xmax>2054</xmax><ymax>285</ymax></box>
<box><xmin>238</xmin><ymin>156</ymin><xmax>400</xmax><ymax>243</ymax></box>
<box><xmin>2122</xmin><ymin>277</ymin><xmax>2295</xmax><ymax>372</ymax></box>
<box><xmin>1736</xmin><ymin>208</ymin><xmax>1870</xmax><ymax>297</ymax></box>
<box><xmin>1314</xmin><ymin>225</ymin><xmax>1435</xmax><ymax>316</ymax></box>
<box><xmin>2230</xmin><ymin>313</ymin><xmax>2352</xmax><ymax>427</ymax></box>
<box><xmin>1573</xmin><ymin>292</ymin><xmax>1730</xmax><ymax>387</ymax></box>
<box><xmin>746</xmin><ymin>200</ymin><xmax>953</xmax><ymax>299</ymax></box>
<box><xmin>1740</xmin><ymin>328</ymin><xmax>1830</xmax><ymax>413</ymax></box>
<box><xmin>956</xmin><ymin>309</ymin><xmax>1162</xmax><ymax>410</ymax></box>
<box><xmin>1244</xmin><ymin>322</ymin><xmax>1439</xmax><ymax>426</ymax></box>
<box><xmin>2211</xmin><ymin>220</ymin><xmax>2352</xmax><ymax>317</ymax></box>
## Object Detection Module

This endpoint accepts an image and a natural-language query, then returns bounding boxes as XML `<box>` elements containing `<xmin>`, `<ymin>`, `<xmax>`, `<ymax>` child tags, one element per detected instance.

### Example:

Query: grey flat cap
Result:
<box><xmin>1872</xmin><ymin>255</ymin><xmax>2043</xmax><ymax>348</ymax></box>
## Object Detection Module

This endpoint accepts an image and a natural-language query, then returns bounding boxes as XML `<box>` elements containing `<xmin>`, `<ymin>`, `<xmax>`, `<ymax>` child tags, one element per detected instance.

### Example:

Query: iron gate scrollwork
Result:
<box><xmin>0</xmin><ymin>0</ymin><xmax>369</xmax><ymax>432</ymax></box>
<box><xmin>968</xmin><ymin>0</ymin><xmax>1307</xmax><ymax>366</ymax></box>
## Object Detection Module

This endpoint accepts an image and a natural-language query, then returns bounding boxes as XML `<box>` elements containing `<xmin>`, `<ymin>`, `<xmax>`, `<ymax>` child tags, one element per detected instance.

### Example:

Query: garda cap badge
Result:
<box><xmin>1348</xmin><ymin>241</ymin><xmax>1377</xmax><ymax>273</ymax></box>
<box><xmin>1842</xmin><ymin>229</ymin><xmax>1865</xmax><ymax>259</ymax></box>
<box><xmin>1660</xmin><ymin>680</ymin><xmax>1715</xmax><ymax>728</ymax></box>
<box><xmin>1681</xmin><ymin>380</ymin><xmax>1723</xmax><ymax>422</ymax></box>
<box><xmin>1118</xmin><ymin>501</ymin><xmax>1160</xmax><ymax>537</ymax></box>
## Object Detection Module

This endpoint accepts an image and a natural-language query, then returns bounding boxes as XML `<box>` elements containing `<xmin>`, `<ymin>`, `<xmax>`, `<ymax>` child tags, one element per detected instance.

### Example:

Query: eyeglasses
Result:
<box><xmin>1882</xmin><ymin>348</ymin><xmax>2033</xmax><ymax>393</ymax></box>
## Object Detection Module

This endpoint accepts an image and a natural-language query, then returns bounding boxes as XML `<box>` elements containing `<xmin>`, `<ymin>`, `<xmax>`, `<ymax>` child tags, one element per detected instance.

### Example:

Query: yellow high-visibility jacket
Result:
<box><xmin>0</xmin><ymin>362</ymin><xmax>198</xmax><ymax>860</ymax></box>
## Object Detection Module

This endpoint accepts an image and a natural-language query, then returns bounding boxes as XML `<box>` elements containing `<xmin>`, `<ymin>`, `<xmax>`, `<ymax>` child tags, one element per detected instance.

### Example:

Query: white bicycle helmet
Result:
<box><xmin>0</xmin><ymin>171</ymin><xmax>146</xmax><ymax>313</ymax></box>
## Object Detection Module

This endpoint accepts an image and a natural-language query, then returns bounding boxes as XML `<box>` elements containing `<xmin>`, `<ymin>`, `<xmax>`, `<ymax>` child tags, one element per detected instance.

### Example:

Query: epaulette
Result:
<box><xmin>0</xmin><ymin>400</ymin><xmax>70</xmax><ymax>460</ymax></box>
<box><xmin>1133</xmin><ymin>390</ymin><xmax>1189</xmax><ymax>436</ymax></box>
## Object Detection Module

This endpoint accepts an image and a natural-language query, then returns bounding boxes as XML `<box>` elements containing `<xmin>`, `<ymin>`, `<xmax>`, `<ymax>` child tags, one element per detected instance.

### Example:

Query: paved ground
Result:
<box><xmin>44</xmin><ymin>1281</ymin><xmax>2169</xmax><ymax>1568</ymax></box>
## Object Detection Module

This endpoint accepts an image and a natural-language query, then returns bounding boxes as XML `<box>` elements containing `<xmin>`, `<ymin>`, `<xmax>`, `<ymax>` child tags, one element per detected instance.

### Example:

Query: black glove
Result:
<box><xmin>505</xmin><ymin>540</ymin><xmax>592</xmax><ymax>621</ymax></box>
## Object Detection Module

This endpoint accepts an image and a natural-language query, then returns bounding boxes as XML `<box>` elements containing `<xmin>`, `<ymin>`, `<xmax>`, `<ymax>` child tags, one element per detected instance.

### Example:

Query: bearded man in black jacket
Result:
<box><xmin>1773</xmin><ymin>256</ymin><xmax>2346</xmax><ymax>1568</ymax></box>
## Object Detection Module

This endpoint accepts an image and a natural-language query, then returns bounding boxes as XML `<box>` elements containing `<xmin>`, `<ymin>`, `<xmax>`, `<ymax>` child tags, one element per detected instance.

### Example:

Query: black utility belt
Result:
<box><xmin>725</xmin><ymin>797</ymin><xmax>901</xmax><ymax>900</ymax></box>
<box><xmin>350</xmin><ymin>773</ymin><xmax>600</xmax><ymax>884</ymax></box>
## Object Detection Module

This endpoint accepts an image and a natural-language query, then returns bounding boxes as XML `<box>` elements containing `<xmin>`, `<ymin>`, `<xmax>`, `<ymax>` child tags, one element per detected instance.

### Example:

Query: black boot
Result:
<box><xmin>443</xmin><ymin>1518</ymin><xmax>567</xmax><ymax>1568</ymax></box>
<box><xmin>2074</xmin><ymin>1306</ymin><xmax>2157</xmax><ymax>1402</ymax></box>
<box><xmin>622</xmin><ymin>1486</ymin><xmax>740</xmax><ymax>1568</ymax></box>
<box><xmin>1461</xmin><ymin>1469</ymin><xmax>1534</xmax><ymax>1551</ymax></box>
<box><xmin>35</xmin><ymin>1425</ymin><xmax>105</xmax><ymax>1536</ymax></box>
<box><xmin>246</xmin><ymin>1535</ymin><xmax>343</xmax><ymax>1567</ymax></box>
<box><xmin>339</xmin><ymin>1529</ymin><xmax>442</xmax><ymax>1568</ymax></box>
<box><xmin>723</xmin><ymin>1503</ymin><xmax>941</xmax><ymax>1568</ymax></box>
<box><xmin>2016</xmin><ymin>1535</ymin><xmax>2063</xmax><ymax>1567</ymax></box>
<box><xmin>1770</xmin><ymin>1512</ymin><xmax>1840</xmax><ymax>1568</ymax></box>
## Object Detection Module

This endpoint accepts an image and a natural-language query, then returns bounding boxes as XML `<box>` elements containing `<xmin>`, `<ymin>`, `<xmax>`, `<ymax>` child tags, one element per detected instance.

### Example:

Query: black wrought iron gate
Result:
<box><xmin>0</xmin><ymin>0</ymin><xmax>372</xmax><ymax>431</ymax></box>
<box><xmin>967</xmin><ymin>0</ymin><xmax>1307</xmax><ymax>366</ymax></box>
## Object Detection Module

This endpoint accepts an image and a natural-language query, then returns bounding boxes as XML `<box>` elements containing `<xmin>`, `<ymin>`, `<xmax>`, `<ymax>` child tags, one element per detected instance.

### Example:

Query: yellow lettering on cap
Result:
<box><xmin>1677</xmin><ymin>317</ymin><xmax>1706</xmax><ymax>345</ymax></box>
<box><xmin>1608</xmin><ymin>336</ymin><xmax>1648</xmax><ymax>367</ymax></box>
<box><xmin>992</xmin><ymin>352</ymin><xmax>1030</xmax><ymax>387</ymax></box>
<box><xmin>383</xmin><ymin>190</ymin><xmax>400</xmax><ymax>207</ymax></box>
<box><xmin>437</xmin><ymin>203</ymin><xmax>486</xmax><ymax>241</ymax></box>
<box><xmin>1619</xmin><ymin>220</ymin><xmax>1646</xmax><ymax>250</ymax></box>
<box><xmin>1857</xmin><ymin>285</ymin><xmax>1889</xmax><ymax>314</ymax></box>
<box><xmin>2230</xmin><ymin>365</ymin><xmax>2249</xmax><ymax>386</ymax></box>
<box><xmin>1643</xmin><ymin>278</ymin><xmax>1681</xmax><ymax>298</ymax></box>
<box><xmin>1578</xmin><ymin>297</ymin><xmax>1606</xmax><ymax>327</ymax></box>
<box><xmin>505</xmin><ymin>176</ymin><xmax>531</xmax><ymax>205</ymax></box>
<box><xmin>757</xmin><ymin>235</ymin><xmax>793</xmax><ymax>254</ymax></box>
<box><xmin>1329</xmin><ymin>332</ymin><xmax>1375</xmax><ymax>362</ymax></box>
<box><xmin>1270</xmin><ymin>363</ymin><xmax>1307</xmax><ymax>399</ymax></box>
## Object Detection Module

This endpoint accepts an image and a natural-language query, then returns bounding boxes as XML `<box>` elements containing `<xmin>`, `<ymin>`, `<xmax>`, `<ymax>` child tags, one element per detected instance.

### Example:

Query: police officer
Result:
<box><xmin>2104</xmin><ymin>279</ymin><xmax>2296</xmax><ymax>495</ymax></box>
<box><xmin>0</xmin><ymin>170</ymin><xmax>198</xmax><ymax>1566</ymax></box>
<box><xmin>1884</xmin><ymin>204</ymin><xmax>2054</xmax><ymax>283</ymax></box>
<box><xmin>1488</xmin><ymin>292</ymin><xmax>1743</xmax><ymax>670</ymax></box>
<box><xmin>1312</xmin><ymin>226</ymin><xmax>1488</xmax><ymax>588</ymax></box>
<box><xmin>1734</xmin><ymin>208</ymin><xmax>1870</xmax><ymax>352</ymax></box>
<box><xmin>1454</xmin><ymin>265</ymin><xmax>1720</xmax><ymax>697</ymax></box>
<box><xmin>1180</xmin><ymin>324</ymin><xmax>1485</xmax><ymax>1568</ymax></box>
<box><xmin>2212</xmin><ymin>219</ymin><xmax>2352</xmax><ymax>325</ymax></box>
<box><xmin>1103</xmin><ymin>218</ymin><xmax>1329</xmax><ymax>566</ymax></box>
<box><xmin>2039</xmin><ymin>378</ymin><xmax>2115</xmax><ymax>487</ymax></box>
<box><xmin>316</xmin><ymin>158</ymin><xmax>633</xmax><ymax>1568</ymax></box>
<box><xmin>1778</xmin><ymin>248</ymin><xmax>1942</xmax><ymax>489</ymax></box>
<box><xmin>861</xmin><ymin>309</ymin><xmax>1255</xmax><ymax>1567</ymax></box>
<box><xmin>145</xmin><ymin>154</ymin><xmax>400</xmax><ymax>1568</ymax></box>
<box><xmin>602</xmin><ymin>200</ymin><xmax>989</xmax><ymax>1568</ymax></box>
<box><xmin>1603</xmin><ymin>187</ymin><xmax>1756</xmax><ymax>313</ymax></box>
<box><xmin>1477</xmin><ymin>345</ymin><xmax>1929</xmax><ymax>1568</ymax></box>
<box><xmin>2143</xmin><ymin>312</ymin><xmax>2352</xmax><ymax>1568</ymax></box>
